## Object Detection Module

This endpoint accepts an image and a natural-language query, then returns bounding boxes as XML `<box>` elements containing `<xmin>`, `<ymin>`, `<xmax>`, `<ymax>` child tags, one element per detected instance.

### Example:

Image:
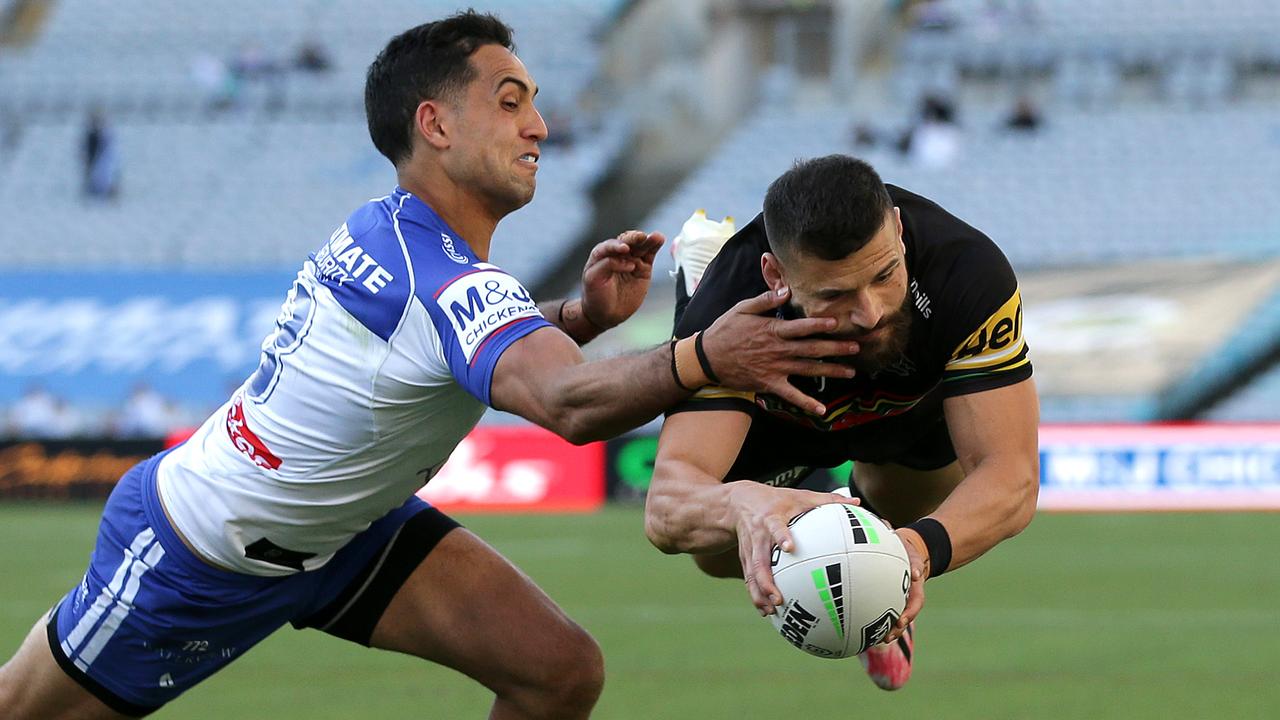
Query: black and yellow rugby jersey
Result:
<box><xmin>670</xmin><ymin>185</ymin><xmax>1032</xmax><ymax>483</ymax></box>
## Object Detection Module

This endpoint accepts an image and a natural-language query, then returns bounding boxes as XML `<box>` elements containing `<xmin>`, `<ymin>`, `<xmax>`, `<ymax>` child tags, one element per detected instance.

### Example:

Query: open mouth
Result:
<box><xmin>518</xmin><ymin>153</ymin><xmax>539</xmax><ymax>164</ymax></box>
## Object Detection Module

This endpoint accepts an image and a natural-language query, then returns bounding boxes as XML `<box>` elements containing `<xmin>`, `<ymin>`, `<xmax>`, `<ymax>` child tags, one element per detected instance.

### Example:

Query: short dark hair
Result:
<box><xmin>365</xmin><ymin>10</ymin><xmax>515</xmax><ymax>166</ymax></box>
<box><xmin>763</xmin><ymin>155</ymin><xmax>893</xmax><ymax>261</ymax></box>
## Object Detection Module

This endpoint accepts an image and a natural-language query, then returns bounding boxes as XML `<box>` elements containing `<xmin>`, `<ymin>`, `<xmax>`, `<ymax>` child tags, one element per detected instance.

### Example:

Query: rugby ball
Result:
<box><xmin>767</xmin><ymin>503</ymin><xmax>910</xmax><ymax>659</ymax></box>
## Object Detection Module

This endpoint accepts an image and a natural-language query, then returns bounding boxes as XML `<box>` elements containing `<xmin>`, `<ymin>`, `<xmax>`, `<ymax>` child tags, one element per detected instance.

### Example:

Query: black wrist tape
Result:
<box><xmin>905</xmin><ymin>517</ymin><xmax>952</xmax><ymax>578</ymax></box>
<box><xmin>693</xmin><ymin>332</ymin><xmax>720</xmax><ymax>384</ymax></box>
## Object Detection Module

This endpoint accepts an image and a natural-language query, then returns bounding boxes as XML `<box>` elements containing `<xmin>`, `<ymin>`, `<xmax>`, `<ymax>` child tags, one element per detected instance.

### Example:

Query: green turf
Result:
<box><xmin>2</xmin><ymin>504</ymin><xmax>1277</xmax><ymax>719</ymax></box>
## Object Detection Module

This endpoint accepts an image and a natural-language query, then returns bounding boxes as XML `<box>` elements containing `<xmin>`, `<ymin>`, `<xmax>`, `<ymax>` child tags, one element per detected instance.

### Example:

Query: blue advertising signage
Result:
<box><xmin>1038</xmin><ymin>424</ymin><xmax>1280</xmax><ymax>510</ymax></box>
<box><xmin>0</xmin><ymin>271</ymin><xmax>295</xmax><ymax>407</ymax></box>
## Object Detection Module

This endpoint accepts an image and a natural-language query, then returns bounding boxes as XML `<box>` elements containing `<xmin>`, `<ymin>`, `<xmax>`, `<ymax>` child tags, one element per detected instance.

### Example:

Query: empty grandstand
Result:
<box><xmin>1</xmin><ymin>0</ymin><xmax>1277</xmax><ymax>432</ymax></box>
<box><xmin>0</xmin><ymin>0</ymin><xmax>625</xmax><ymax>284</ymax></box>
<box><xmin>635</xmin><ymin>0</ymin><xmax>1280</xmax><ymax>425</ymax></box>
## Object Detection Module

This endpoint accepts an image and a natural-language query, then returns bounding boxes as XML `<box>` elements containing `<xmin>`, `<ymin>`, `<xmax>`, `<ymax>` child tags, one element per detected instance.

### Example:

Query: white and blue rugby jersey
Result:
<box><xmin>158</xmin><ymin>188</ymin><xmax>552</xmax><ymax>575</ymax></box>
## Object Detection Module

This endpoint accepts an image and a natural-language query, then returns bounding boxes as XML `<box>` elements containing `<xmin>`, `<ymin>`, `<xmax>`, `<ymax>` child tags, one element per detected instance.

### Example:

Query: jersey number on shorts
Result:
<box><xmin>247</xmin><ymin>279</ymin><xmax>316</xmax><ymax>401</ymax></box>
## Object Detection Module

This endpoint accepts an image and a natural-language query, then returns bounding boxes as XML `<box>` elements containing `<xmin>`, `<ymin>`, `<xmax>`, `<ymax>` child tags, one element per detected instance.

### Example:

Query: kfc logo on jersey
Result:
<box><xmin>436</xmin><ymin>266</ymin><xmax>540</xmax><ymax>363</ymax></box>
<box><xmin>225</xmin><ymin>395</ymin><xmax>282</xmax><ymax>470</ymax></box>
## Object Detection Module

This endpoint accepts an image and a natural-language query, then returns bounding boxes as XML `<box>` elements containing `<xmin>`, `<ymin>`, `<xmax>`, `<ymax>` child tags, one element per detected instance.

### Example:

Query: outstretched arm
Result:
<box><xmin>919</xmin><ymin>378</ymin><xmax>1040</xmax><ymax>571</ymax></box>
<box><xmin>644</xmin><ymin>410</ymin><xmax>857</xmax><ymax>615</ymax></box>
<box><xmin>885</xmin><ymin>378</ymin><xmax>1040</xmax><ymax>644</ymax></box>
<box><xmin>490</xmin><ymin>287</ymin><xmax>858</xmax><ymax>444</ymax></box>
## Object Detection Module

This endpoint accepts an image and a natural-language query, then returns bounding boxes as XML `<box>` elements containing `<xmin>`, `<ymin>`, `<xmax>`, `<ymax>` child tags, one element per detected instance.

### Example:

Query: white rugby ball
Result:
<box><xmin>767</xmin><ymin>503</ymin><xmax>910</xmax><ymax>659</ymax></box>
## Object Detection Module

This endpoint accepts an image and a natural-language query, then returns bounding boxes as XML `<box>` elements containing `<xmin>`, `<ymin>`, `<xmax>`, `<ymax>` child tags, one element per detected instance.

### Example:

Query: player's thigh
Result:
<box><xmin>367</xmin><ymin>527</ymin><xmax>601</xmax><ymax>694</ymax></box>
<box><xmin>0</xmin><ymin>615</ymin><xmax>129</xmax><ymax>720</ymax></box>
<box><xmin>852</xmin><ymin>461</ymin><xmax>965</xmax><ymax>527</ymax></box>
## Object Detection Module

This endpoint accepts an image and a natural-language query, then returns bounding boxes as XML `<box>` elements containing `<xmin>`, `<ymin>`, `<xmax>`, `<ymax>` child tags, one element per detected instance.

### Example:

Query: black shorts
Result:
<box><xmin>868</xmin><ymin>414</ymin><xmax>957</xmax><ymax>471</ymax></box>
<box><xmin>727</xmin><ymin>409</ymin><xmax>958</xmax><ymax>490</ymax></box>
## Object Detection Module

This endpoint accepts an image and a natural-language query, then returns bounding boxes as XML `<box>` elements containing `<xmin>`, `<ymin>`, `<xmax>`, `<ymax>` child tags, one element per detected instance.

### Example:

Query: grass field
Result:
<box><xmin>2</xmin><ymin>504</ymin><xmax>1277</xmax><ymax>719</ymax></box>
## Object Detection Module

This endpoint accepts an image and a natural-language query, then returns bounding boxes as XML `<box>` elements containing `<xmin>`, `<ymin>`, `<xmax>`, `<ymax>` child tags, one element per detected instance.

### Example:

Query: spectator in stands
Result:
<box><xmin>908</xmin><ymin>0</ymin><xmax>956</xmax><ymax>32</ymax></box>
<box><xmin>851</xmin><ymin>122</ymin><xmax>879</xmax><ymax>149</ymax></box>
<box><xmin>191</xmin><ymin>52</ymin><xmax>240</xmax><ymax>111</ymax></box>
<box><xmin>295</xmin><ymin>38</ymin><xmax>333</xmax><ymax>73</ymax></box>
<box><xmin>7</xmin><ymin>384</ymin><xmax>82</xmax><ymax>438</ymax></box>
<box><xmin>231</xmin><ymin>41</ymin><xmax>281</xmax><ymax>81</ymax></box>
<box><xmin>974</xmin><ymin>0</ymin><xmax>1040</xmax><ymax>41</ymax></box>
<box><xmin>231</xmin><ymin>41</ymin><xmax>286</xmax><ymax>112</ymax></box>
<box><xmin>0</xmin><ymin>111</ymin><xmax>19</xmax><ymax>161</ymax></box>
<box><xmin>81</xmin><ymin>109</ymin><xmax>120</xmax><ymax>200</ymax></box>
<box><xmin>114</xmin><ymin>383</ymin><xmax>178</xmax><ymax>438</ymax></box>
<box><xmin>897</xmin><ymin>93</ymin><xmax>961</xmax><ymax>168</ymax></box>
<box><xmin>1004</xmin><ymin>95</ymin><xmax>1042</xmax><ymax>132</ymax></box>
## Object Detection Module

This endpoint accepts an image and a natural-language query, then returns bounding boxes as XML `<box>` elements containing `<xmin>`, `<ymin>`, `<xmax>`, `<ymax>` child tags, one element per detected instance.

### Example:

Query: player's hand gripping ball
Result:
<box><xmin>767</xmin><ymin>503</ymin><xmax>910</xmax><ymax>659</ymax></box>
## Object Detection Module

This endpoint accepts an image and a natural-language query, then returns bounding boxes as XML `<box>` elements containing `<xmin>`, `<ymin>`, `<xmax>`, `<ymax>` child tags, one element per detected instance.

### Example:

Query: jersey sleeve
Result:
<box><xmin>420</xmin><ymin>263</ymin><xmax>552</xmax><ymax>405</ymax></box>
<box><xmin>935</xmin><ymin>243</ymin><xmax>1033</xmax><ymax>397</ymax></box>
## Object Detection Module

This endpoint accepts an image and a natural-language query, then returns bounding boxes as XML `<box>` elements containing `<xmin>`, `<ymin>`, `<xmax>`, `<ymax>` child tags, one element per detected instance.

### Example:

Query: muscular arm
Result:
<box><xmin>644</xmin><ymin>410</ymin><xmax>753</xmax><ymax>554</ymax></box>
<box><xmin>645</xmin><ymin>409</ymin><xmax>857</xmax><ymax>614</ymax></box>
<box><xmin>490</xmin><ymin>289</ymin><xmax>858</xmax><ymax>444</ymax></box>
<box><xmin>919</xmin><ymin>379</ymin><xmax>1040</xmax><ymax>572</ymax></box>
<box><xmin>489</xmin><ymin>326</ymin><xmax>686</xmax><ymax>444</ymax></box>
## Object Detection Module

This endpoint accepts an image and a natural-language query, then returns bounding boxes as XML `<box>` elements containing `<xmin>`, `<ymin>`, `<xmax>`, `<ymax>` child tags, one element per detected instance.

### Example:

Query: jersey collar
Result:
<box><xmin>392</xmin><ymin>186</ymin><xmax>480</xmax><ymax>260</ymax></box>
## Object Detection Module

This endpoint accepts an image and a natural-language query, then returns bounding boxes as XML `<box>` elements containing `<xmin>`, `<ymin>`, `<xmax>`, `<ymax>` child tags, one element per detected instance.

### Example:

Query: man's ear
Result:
<box><xmin>761</xmin><ymin>252</ymin><xmax>787</xmax><ymax>293</ymax></box>
<box><xmin>414</xmin><ymin>99</ymin><xmax>451</xmax><ymax>151</ymax></box>
<box><xmin>893</xmin><ymin>206</ymin><xmax>904</xmax><ymax>252</ymax></box>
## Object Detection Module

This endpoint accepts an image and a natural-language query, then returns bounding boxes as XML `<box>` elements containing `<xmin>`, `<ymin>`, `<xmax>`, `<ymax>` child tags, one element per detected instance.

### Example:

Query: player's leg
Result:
<box><xmin>0</xmin><ymin>615</ymin><xmax>130</xmax><ymax>720</ymax></box>
<box><xmin>367</xmin><ymin>528</ymin><xmax>603</xmax><ymax>719</ymax></box>
<box><xmin>294</xmin><ymin>503</ymin><xmax>603</xmax><ymax>720</ymax></box>
<box><xmin>0</xmin><ymin>453</ymin><xmax>171</xmax><ymax>719</ymax></box>
<box><xmin>848</xmin><ymin>423</ymin><xmax>962</xmax><ymax>692</ymax></box>
<box><xmin>851</xmin><ymin>460</ymin><xmax>965</xmax><ymax>528</ymax></box>
<box><xmin>6</xmin><ymin>453</ymin><xmax>311</xmax><ymax>718</ymax></box>
<box><xmin>849</xmin><ymin>416</ymin><xmax>965</xmax><ymax>528</ymax></box>
<box><xmin>848</xmin><ymin>461</ymin><xmax>949</xmax><ymax>693</ymax></box>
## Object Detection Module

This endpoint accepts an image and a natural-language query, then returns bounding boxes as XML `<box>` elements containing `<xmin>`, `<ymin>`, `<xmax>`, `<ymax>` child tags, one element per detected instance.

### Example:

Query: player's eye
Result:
<box><xmin>502</xmin><ymin>99</ymin><xmax>519</xmax><ymax>110</ymax></box>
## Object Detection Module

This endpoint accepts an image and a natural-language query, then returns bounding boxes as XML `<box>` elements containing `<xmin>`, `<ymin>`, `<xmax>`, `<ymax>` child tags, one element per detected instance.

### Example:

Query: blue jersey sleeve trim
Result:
<box><xmin>466</xmin><ymin>315</ymin><xmax>554</xmax><ymax>405</ymax></box>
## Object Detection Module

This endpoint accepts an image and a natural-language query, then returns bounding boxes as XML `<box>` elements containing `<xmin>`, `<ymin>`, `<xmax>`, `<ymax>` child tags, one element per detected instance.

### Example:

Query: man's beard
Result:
<box><xmin>794</xmin><ymin>295</ymin><xmax>914</xmax><ymax>375</ymax></box>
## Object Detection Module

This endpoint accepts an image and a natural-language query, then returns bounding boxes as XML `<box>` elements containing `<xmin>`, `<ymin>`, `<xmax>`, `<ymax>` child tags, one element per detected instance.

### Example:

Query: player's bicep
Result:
<box><xmin>942</xmin><ymin>378</ymin><xmax>1039</xmax><ymax>476</ymax></box>
<box><xmin>488</xmin><ymin>326</ymin><xmax>584</xmax><ymax>426</ymax></box>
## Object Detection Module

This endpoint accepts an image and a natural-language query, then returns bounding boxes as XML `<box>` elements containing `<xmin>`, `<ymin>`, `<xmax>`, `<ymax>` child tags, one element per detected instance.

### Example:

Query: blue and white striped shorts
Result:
<box><xmin>47</xmin><ymin>451</ymin><xmax>456</xmax><ymax>716</ymax></box>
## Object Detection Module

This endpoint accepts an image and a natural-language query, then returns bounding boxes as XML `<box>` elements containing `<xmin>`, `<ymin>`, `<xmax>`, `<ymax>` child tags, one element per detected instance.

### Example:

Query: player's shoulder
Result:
<box><xmin>307</xmin><ymin>192</ymin><xmax>418</xmax><ymax>341</ymax></box>
<box><xmin>305</xmin><ymin>189</ymin><xmax>522</xmax><ymax>340</ymax></box>
<box><xmin>893</xmin><ymin>184</ymin><xmax>1017</xmax><ymax>302</ymax></box>
<box><xmin>892</xmin><ymin>184</ymin><xmax>1001</xmax><ymax>260</ymax></box>
<box><xmin>675</xmin><ymin>213</ymin><xmax>770</xmax><ymax>335</ymax></box>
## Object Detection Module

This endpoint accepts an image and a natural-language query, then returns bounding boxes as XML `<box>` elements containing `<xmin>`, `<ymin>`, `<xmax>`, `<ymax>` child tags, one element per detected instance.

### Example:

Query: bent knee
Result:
<box><xmin>546</xmin><ymin>623</ymin><xmax>605</xmax><ymax>703</ymax></box>
<box><xmin>502</xmin><ymin>621</ymin><xmax>603</xmax><ymax>718</ymax></box>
